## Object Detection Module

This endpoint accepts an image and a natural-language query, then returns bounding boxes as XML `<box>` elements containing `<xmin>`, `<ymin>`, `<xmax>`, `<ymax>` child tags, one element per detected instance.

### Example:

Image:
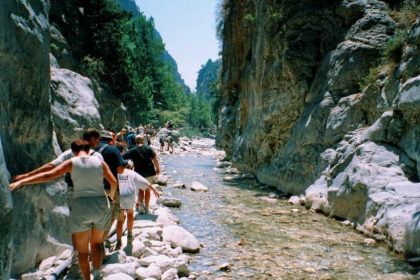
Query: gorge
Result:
<box><xmin>0</xmin><ymin>0</ymin><xmax>419</xmax><ymax>279</ymax></box>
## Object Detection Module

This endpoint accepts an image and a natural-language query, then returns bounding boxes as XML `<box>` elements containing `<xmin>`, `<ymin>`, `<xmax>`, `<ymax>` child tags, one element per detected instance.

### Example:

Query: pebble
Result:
<box><xmin>363</xmin><ymin>238</ymin><xmax>377</xmax><ymax>246</ymax></box>
<box><xmin>218</xmin><ymin>263</ymin><xmax>231</xmax><ymax>271</ymax></box>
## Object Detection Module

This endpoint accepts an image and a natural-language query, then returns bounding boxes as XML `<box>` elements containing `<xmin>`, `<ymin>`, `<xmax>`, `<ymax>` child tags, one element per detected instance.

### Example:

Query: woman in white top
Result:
<box><xmin>10</xmin><ymin>139</ymin><xmax>117</xmax><ymax>280</ymax></box>
<box><xmin>115</xmin><ymin>160</ymin><xmax>159</xmax><ymax>250</ymax></box>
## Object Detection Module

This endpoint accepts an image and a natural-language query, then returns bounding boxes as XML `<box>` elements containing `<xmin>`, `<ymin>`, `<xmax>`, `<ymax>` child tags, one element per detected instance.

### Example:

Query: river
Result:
<box><xmin>158</xmin><ymin>139</ymin><xmax>419</xmax><ymax>280</ymax></box>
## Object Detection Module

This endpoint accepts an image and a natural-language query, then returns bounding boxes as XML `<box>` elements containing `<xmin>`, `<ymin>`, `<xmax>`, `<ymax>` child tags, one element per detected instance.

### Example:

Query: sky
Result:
<box><xmin>136</xmin><ymin>0</ymin><xmax>220</xmax><ymax>91</ymax></box>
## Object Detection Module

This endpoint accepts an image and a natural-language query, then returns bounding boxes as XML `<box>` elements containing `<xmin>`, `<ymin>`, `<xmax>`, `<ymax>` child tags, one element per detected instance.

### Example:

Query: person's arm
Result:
<box><xmin>10</xmin><ymin>160</ymin><xmax>72</xmax><ymax>191</ymax></box>
<box><xmin>13</xmin><ymin>163</ymin><xmax>55</xmax><ymax>181</ymax></box>
<box><xmin>152</xmin><ymin>157</ymin><xmax>160</xmax><ymax>175</ymax></box>
<box><xmin>103</xmin><ymin>161</ymin><xmax>117</xmax><ymax>201</ymax></box>
<box><xmin>13</xmin><ymin>149</ymin><xmax>72</xmax><ymax>181</ymax></box>
<box><xmin>148</xmin><ymin>184</ymin><xmax>160</xmax><ymax>198</ymax></box>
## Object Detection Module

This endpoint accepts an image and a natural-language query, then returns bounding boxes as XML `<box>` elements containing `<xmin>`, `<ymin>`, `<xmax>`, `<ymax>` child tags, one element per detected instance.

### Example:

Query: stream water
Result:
<box><xmin>159</xmin><ymin>140</ymin><xmax>419</xmax><ymax>280</ymax></box>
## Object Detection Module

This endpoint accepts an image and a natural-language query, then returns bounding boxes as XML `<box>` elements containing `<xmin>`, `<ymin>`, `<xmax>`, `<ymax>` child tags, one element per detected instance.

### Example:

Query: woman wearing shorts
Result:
<box><xmin>10</xmin><ymin>139</ymin><xmax>117</xmax><ymax>280</ymax></box>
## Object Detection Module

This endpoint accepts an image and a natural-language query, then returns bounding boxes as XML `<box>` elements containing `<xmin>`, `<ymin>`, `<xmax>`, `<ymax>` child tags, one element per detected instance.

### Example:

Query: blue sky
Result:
<box><xmin>136</xmin><ymin>0</ymin><xmax>220</xmax><ymax>91</ymax></box>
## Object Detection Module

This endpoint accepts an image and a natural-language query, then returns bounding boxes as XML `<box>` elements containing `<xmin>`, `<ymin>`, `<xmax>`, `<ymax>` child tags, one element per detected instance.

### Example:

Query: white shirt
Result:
<box><xmin>118</xmin><ymin>169</ymin><xmax>150</xmax><ymax>196</ymax></box>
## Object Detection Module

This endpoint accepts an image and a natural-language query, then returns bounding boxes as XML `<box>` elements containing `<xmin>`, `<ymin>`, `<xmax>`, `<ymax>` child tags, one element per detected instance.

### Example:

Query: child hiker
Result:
<box><xmin>115</xmin><ymin>160</ymin><xmax>160</xmax><ymax>249</ymax></box>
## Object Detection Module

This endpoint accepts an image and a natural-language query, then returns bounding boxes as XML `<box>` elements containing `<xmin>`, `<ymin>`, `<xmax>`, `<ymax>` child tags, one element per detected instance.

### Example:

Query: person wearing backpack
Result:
<box><xmin>96</xmin><ymin>130</ymin><xmax>125</xmax><ymax>253</ymax></box>
<box><xmin>122</xmin><ymin>134</ymin><xmax>160</xmax><ymax>214</ymax></box>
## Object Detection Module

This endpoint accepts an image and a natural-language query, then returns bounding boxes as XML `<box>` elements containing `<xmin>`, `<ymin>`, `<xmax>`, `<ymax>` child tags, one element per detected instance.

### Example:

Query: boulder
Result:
<box><xmin>155</xmin><ymin>208</ymin><xmax>180</xmax><ymax>226</ymax></box>
<box><xmin>102</xmin><ymin>263</ymin><xmax>136</xmax><ymax>278</ymax></box>
<box><xmin>136</xmin><ymin>264</ymin><xmax>162</xmax><ymax>280</ymax></box>
<box><xmin>161</xmin><ymin>268</ymin><xmax>179</xmax><ymax>280</ymax></box>
<box><xmin>50</xmin><ymin>67</ymin><xmax>102</xmax><ymax>149</ymax></box>
<box><xmin>162</xmin><ymin>225</ymin><xmax>200</xmax><ymax>253</ymax></box>
<box><xmin>190</xmin><ymin>182</ymin><xmax>208</xmax><ymax>192</ymax></box>
<box><xmin>104</xmin><ymin>273</ymin><xmax>134</xmax><ymax>280</ymax></box>
<box><xmin>156</xmin><ymin>175</ymin><xmax>169</xmax><ymax>186</ymax></box>
<box><xmin>158</xmin><ymin>197</ymin><xmax>182</xmax><ymax>208</ymax></box>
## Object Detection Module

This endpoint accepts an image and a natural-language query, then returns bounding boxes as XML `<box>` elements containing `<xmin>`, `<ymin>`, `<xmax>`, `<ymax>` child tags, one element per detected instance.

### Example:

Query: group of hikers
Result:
<box><xmin>9</xmin><ymin>126</ymin><xmax>172</xmax><ymax>280</ymax></box>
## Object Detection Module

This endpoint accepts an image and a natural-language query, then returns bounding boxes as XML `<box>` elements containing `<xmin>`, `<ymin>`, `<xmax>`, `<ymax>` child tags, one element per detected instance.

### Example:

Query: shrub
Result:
<box><xmin>82</xmin><ymin>56</ymin><xmax>105</xmax><ymax>80</ymax></box>
<box><xmin>383</xmin><ymin>29</ymin><xmax>406</xmax><ymax>64</ymax></box>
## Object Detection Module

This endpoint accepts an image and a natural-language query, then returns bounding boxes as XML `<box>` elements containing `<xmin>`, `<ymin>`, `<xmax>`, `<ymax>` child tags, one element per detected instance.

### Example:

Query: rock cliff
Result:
<box><xmin>0</xmin><ymin>0</ymin><xmax>126</xmax><ymax>277</ymax></box>
<box><xmin>218</xmin><ymin>0</ymin><xmax>419</xmax><ymax>256</ymax></box>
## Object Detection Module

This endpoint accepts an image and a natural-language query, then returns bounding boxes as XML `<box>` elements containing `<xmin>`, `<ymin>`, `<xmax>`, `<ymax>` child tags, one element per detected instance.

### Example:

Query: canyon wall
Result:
<box><xmin>218</xmin><ymin>0</ymin><xmax>420</xmax><ymax>256</ymax></box>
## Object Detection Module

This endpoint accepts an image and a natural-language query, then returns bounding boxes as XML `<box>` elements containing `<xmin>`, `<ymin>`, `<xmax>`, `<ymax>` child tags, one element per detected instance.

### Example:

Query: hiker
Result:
<box><xmin>114</xmin><ymin>160</ymin><xmax>160</xmax><ymax>250</ymax></box>
<box><xmin>10</xmin><ymin>139</ymin><xmax>117</xmax><ymax>280</ymax></box>
<box><xmin>126</xmin><ymin>129</ymin><xmax>136</xmax><ymax>150</ymax></box>
<box><xmin>167</xmin><ymin>135</ymin><xmax>174</xmax><ymax>154</ymax></box>
<box><xmin>122</xmin><ymin>134</ymin><xmax>160</xmax><ymax>214</ymax></box>
<box><xmin>12</xmin><ymin>129</ymin><xmax>103</xmax><ymax>274</ymax></box>
<box><xmin>159</xmin><ymin>135</ymin><xmax>165</xmax><ymax>153</ymax></box>
<box><xmin>116</xmin><ymin>128</ymin><xmax>127</xmax><ymax>146</ymax></box>
<box><xmin>96</xmin><ymin>131</ymin><xmax>125</xmax><ymax>250</ymax></box>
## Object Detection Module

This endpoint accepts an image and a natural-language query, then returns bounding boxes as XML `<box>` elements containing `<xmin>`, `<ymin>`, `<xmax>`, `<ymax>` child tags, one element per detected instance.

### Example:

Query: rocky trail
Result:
<box><xmin>19</xmin><ymin>137</ymin><xmax>420</xmax><ymax>280</ymax></box>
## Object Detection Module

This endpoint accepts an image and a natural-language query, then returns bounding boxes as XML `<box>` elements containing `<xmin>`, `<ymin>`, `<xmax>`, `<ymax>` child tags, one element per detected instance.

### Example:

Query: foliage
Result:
<box><xmin>383</xmin><ymin>29</ymin><xmax>406</xmax><ymax>64</ymax></box>
<box><xmin>389</xmin><ymin>0</ymin><xmax>420</xmax><ymax>30</ymax></box>
<box><xmin>82</xmin><ymin>56</ymin><xmax>106</xmax><ymax>80</ymax></box>
<box><xmin>196</xmin><ymin>59</ymin><xmax>222</xmax><ymax>99</ymax></box>
<box><xmin>244</xmin><ymin>13</ymin><xmax>256</xmax><ymax>23</ymax></box>
<box><xmin>359</xmin><ymin>0</ymin><xmax>418</xmax><ymax>91</ymax></box>
<box><xmin>358</xmin><ymin>66</ymin><xmax>381</xmax><ymax>92</ymax></box>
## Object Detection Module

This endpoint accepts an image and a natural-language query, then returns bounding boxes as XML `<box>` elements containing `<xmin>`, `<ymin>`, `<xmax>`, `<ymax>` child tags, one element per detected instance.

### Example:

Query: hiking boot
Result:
<box><xmin>104</xmin><ymin>239</ymin><xmax>111</xmax><ymax>249</ymax></box>
<box><xmin>127</xmin><ymin>234</ymin><xmax>134</xmax><ymax>244</ymax></box>
<box><xmin>66</xmin><ymin>251</ymin><xmax>81</xmax><ymax>279</ymax></box>
<box><xmin>137</xmin><ymin>204</ymin><xmax>147</xmax><ymax>214</ymax></box>
<box><xmin>92</xmin><ymin>269</ymin><xmax>102</xmax><ymax>280</ymax></box>
<box><xmin>114</xmin><ymin>240</ymin><xmax>122</xmax><ymax>251</ymax></box>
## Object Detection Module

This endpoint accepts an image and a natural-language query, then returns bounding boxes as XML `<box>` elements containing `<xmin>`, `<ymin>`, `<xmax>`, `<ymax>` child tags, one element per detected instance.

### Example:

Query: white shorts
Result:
<box><xmin>120</xmin><ymin>193</ymin><xmax>136</xmax><ymax>210</ymax></box>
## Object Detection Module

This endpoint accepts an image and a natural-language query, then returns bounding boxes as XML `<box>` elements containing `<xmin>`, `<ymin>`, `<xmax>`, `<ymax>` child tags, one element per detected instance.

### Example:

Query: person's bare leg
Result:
<box><xmin>73</xmin><ymin>231</ymin><xmax>90</xmax><ymax>280</ymax></box>
<box><xmin>116</xmin><ymin>211</ymin><xmax>126</xmax><ymax>242</ymax></box>
<box><xmin>91</xmin><ymin>227</ymin><xmax>105</xmax><ymax>271</ymax></box>
<box><xmin>127</xmin><ymin>209</ymin><xmax>134</xmax><ymax>236</ymax></box>
<box><xmin>144</xmin><ymin>189</ymin><xmax>151</xmax><ymax>210</ymax></box>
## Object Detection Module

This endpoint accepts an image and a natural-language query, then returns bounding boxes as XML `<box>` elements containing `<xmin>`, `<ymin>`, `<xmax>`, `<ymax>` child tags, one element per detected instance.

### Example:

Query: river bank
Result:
<box><xmin>17</xmin><ymin>137</ymin><xmax>419</xmax><ymax>279</ymax></box>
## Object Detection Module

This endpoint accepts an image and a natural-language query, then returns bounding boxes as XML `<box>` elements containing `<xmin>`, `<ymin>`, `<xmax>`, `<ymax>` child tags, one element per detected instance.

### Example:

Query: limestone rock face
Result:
<box><xmin>50</xmin><ymin>67</ymin><xmax>102</xmax><ymax>148</ymax></box>
<box><xmin>0</xmin><ymin>0</ymin><xmax>56</xmax><ymax>278</ymax></box>
<box><xmin>219</xmin><ymin>0</ymin><xmax>419</xmax><ymax>256</ymax></box>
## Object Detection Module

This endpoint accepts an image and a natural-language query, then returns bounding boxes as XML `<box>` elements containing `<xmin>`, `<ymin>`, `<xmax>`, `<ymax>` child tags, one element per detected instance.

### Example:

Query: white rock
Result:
<box><xmin>161</xmin><ymin>268</ymin><xmax>179</xmax><ymax>280</ymax></box>
<box><xmin>139</xmin><ymin>255</ymin><xmax>175</xmax><ymax>272</ymax></box>
<box><xmin>288</xmin><ymin>196</ymin><xmax>300</xmax><ymax>205</ymax></box>
<box><xmin>132</xmin><ymin>239</ymin><xmax>146</xmax><ymax>258</ymax></box>
<box><xmin>104</xmin><ymin>273</ymin><xmax>134</xmax><ymax>280</ymax></box>
<box><xmin>173</xmin><ymin>182</ymin><xmax>186</xmax><ymax>189</ymax></box>
<box><xmin>156</xmin><ymin>175</ymin><xmax>169</xmax><ymax>185</ymax></box>
<box><xmin>133</xmin><ymin>220</ymin><xmax>162</xmax><ymax>229</ymax></box>
<box><xmin>21</xmin><ymin>271</ymin><xmax>43</xmax><ymax>280</ymax></box>
<box><xmin>39</xmin><ymin>256</ymin><xmax>57</xmax><ymax>271</ymax></box>
<box><xmin>57</xmin><ymin>249</ymin><xmax>72</xmax><ymax>260</ymax></box>
<box><xmin>142</xmin><ymin>247</ymin><xmax>158</xmax><ymax>257</ymax></box>
<box><xmin>138</xmin><ymin>227</ymin><xmax>163</xmax><ymax>241</ymax></box>
<box><xmin>102</xmin><ymin>250</ymin><xmax>127</xmax><ymax>265</ymax></box>
<box><xmin>155</xmin><ymin>207</ymin><xmax>180</xmax><ymax>225</ymax></box>
<box><xmin>216</xmin><ymin>161</ymin><xmax>231</xmax><ymax>168</ymax></box>
<box><xmin>102</xmin><ymin>263</ymin><xmax>136</xmax><ymax>278</ymax></box>
<box><xmin>190</xmin><ymin>182</ymin><xmax>208</xmax><ymax>192</ymax></box>
<box><xmin>136</xmin><ymin>263</ymin><xmax>162</xmax><ymax>280</ymax></box>
<box><xmin>158</xmin><ymin>197</ymin><xmax>182</xmax><ymax>208</ymax></box>
<box><xmin>173</xmin><ymin>254</ymin><xmax>190</xmax><ymax>276</ymax></box>
<box><xmin>219</xmin><ymin>262</ymin><xmax>231</xmax><ymax>271</ymax></box>
<box><xmin>363</xmin><ymin>238</ymin><xmax>377</xmax><ymax>246</ymax></box>
<box><xmin>162</xmin><ymin>225</ymin><xmax>200</xmax><ymax>253</ymax></box>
